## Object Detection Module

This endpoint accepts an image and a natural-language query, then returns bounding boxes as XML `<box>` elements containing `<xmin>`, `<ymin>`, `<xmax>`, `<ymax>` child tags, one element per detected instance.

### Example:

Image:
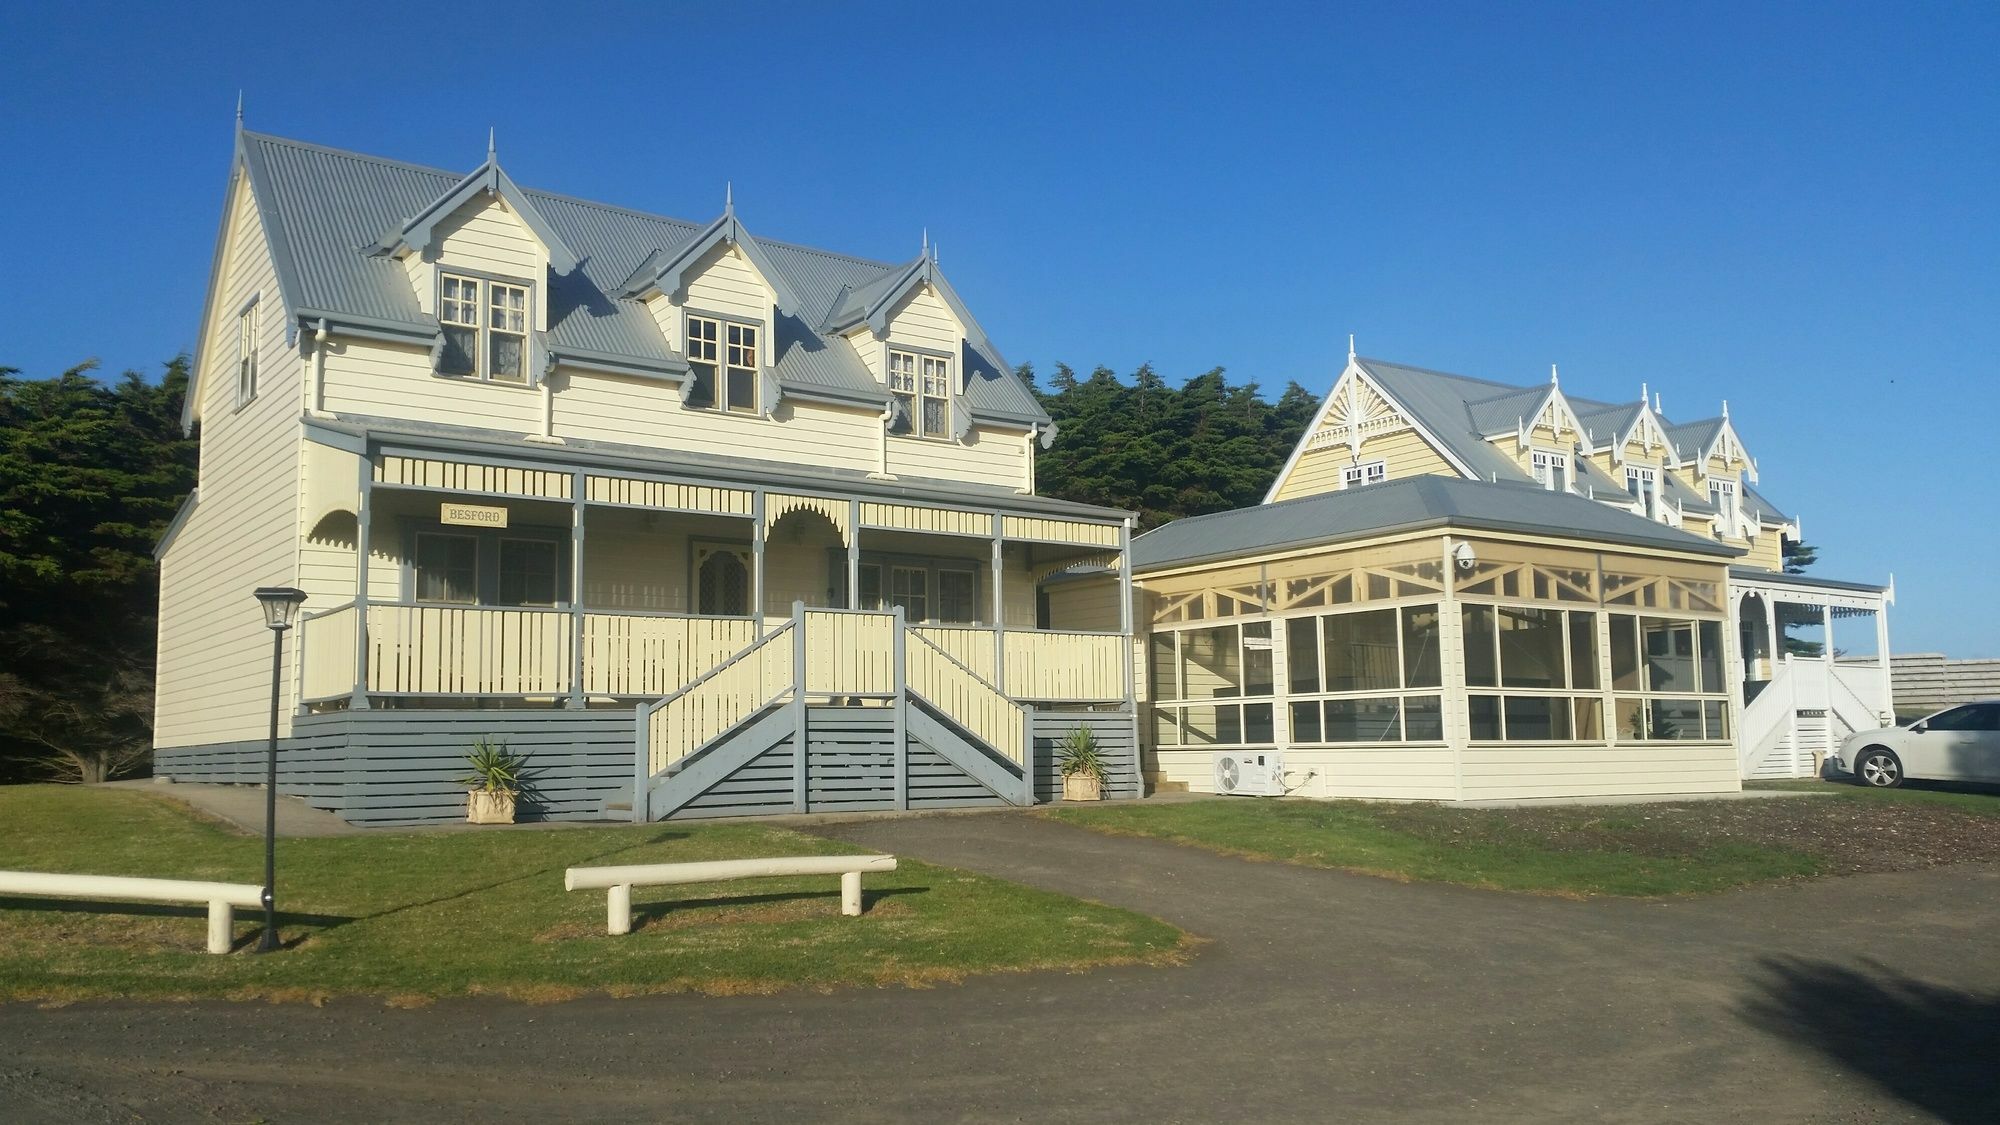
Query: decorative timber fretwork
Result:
<box><xmin>1515</xmin><ymin>389</ymin><xmax>1585</xmax><ymax>454</ymax></box>
<box><xmin>766</xmin><ymin>493</ymin><xmax>852</xmax><ymax>543</ymax></box>
<box><xmin>584</xmin><ymin>475</ymin><xmax>753</xmax><ymax>515</ymax></box>
<box><xmin>377</xmin><ymin>455</ymin><xmax>574</xmax><ymax>500</ymax></box>
<box><xmin>861</xmin><ymin>502</ymin><xmax>989</xmax><ymax>537</ymax></box>
<box><xmin>1000</xmin><ymin>515</ymin><xmax>1122</xmax><ymax>548</ymax></box>
<box><xmin>1304</xmin><ymin>372</ymin><xmax>1411</xmax><ymax>457</ymax></box>
<box><xmin>1601</xmin><ymin>568</ymin><xmax>1723</xmax><ymax>614</ymax></box>
<box><xmin>1034</xmin><ymin>550</ymin><xmax>1122</xmax><ymax>582</ymax></box>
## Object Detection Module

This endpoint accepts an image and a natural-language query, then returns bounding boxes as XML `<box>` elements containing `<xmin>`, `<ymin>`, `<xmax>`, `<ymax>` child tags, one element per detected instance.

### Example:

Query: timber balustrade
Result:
<box><xmin>907</xmin><ymin>630</ymin><xmax>1029</xmax><ymax>765</ymax></box>
<box><xmin>299</xmin><ymin>603</ymin><xmax>1126</xmax><ymax>706</ymax></box>
<box><xmin>642</xmin><ymin>622</ymin><xmax>797</xmax><ymax>775</ymax></box>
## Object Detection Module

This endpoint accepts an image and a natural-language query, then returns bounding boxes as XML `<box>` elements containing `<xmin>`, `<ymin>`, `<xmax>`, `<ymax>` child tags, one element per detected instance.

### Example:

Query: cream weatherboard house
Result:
<box><xmin>1051</xmin><ymin>351</ymin><xmax>1897</xmax><ymax>801</ymax></box>
<box><xmin>153</xmin><ymin>129</ymin><xmax>1138</xmax><ymax>825</ymax></box>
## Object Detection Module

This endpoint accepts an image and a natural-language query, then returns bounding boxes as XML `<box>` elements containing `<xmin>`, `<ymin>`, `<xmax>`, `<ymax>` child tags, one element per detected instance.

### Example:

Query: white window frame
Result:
<box><xmin>1708</xmin><ymin>478</ymin><xmax>1739</xmax><ymax>537</ymax></box>
<box><xmin>234</xmin><ymin>300</ymin><xmax>260</xmax><ymax>409</ymax></box>
<box><xmin>437</xmin><ymin>272</ymin><xmax>532</xmax><ymax>385</ymax></box>
<box><xmin>1343</xmin><ymin>459</ymin><xmax>1388</xmax><ymax>489</ymax></box>
<box><xmin>685</xmin><ymin>314</ymin><xmax>759</xmax><ymax>414</ymax></box>
<box><xmin>888</xmin><ymin>348</ymin><xmax>952</xmax><ymax>439</ymax></box>
<box><xmin>1625</xmin><ymin>466</ymin><xmax>1659</xmax><ymax>519</ymax></box>
<box><xmin>1530</xmin><ymin>449</ymin><xmax>1570</xmax><ymax>492</ymax></box>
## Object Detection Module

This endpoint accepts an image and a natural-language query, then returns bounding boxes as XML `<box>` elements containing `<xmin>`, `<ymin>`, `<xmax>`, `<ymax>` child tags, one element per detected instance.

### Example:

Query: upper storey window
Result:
<box><xmin>1625</xmin><ymin>466</ymin><xmax>1660</xmax><ymax>519</ymax></box>
<box><xmin>234</xmin><ymin>301</ymin><xmax>260</xmax><ymax>409</ymax></box>
<box><xmin>1531</xmin><ymin>450</ymin><xmax>1570</xmax><ymax>492</ymax></box>
<box><xmin>1343</xmin><ymin>459</ymin><xmax>1387</xmax><ymax>489</ymax></box>
<box><xmin>439</xmin><ymin>274</ymin><xmax>529</xmax><ymax>385</ymax></box>
<box><xmin>888</xmin><ymin>350</ymin><xmax>952</xmax><ymax>439</ymax></box>
<box><xmin>1708</xmin><ymin>478</ymin><xmax>1739</xmax><ymax>536</ymax></box>
<box><xmin>686</xmin><ymin>315</ymin><xmax>759</xmax><ymax>414</ymax></box>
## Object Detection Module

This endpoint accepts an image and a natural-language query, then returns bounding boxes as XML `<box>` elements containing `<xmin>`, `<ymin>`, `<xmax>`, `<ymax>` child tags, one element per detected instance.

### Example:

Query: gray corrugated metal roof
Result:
<box><xmin>1728</xmin><ymin>566</ymin><xmax>1884</xmax><ymax>594</ymax></box>
<box><xmin>1665</xmin><ymin>417</ymin><xmax>1725</xmax><ymax>463</ymax></box>
<box><xmin>1464</xmin><ymin>384</ymin><xmax>1552</xmax><ymax>437</ymax></box>
<box><xmin>1134</xmin><ymin>475</ymin><xmax>1741</xmax><ymax>572</ymax></box>
<box><xmin>1351</xmin><ymin>358</ymin><xmax>1523</xmax><ymax>482</ymax></box>
<box><xmin>1741</xmin><ymin>482</ymin><xmax>1791</xmax><ymax>525</ymax></box>
<box><xmin>310</xmin><ymin>414</ymin><xmax>1127</xmax><ymax>522</ymax></box>
<box><xmin>236</xmin><ymin>131</ymin><xmax>1046</xmax><ymax>423</ymax></box>
<box><xmin>1661</xmin><ymin>469</ymin><xmax>1719</xmax><ymax>516</ymax></box>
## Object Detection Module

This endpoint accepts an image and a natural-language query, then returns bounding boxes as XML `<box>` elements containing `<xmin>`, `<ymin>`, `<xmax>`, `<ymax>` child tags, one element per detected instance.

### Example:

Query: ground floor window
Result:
<box><xmin>410</xmin><ymin>524</ymin><xmax>566</xmax><ymax>608</ymax></box>
<box><xmin>851</xmin><ymin>557</ymin><xmax>981</xmax><ymax>624</ymax></box>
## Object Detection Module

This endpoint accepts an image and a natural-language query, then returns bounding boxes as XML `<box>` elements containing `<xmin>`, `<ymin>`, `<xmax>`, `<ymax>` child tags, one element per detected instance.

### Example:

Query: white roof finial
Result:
<box><xmin>921</xmin><ymin>227</ymin><xmax>929</xmax><ymax>258</ymax></box>
<box><xmin>1550</xmin><ymin>362</ymin><xmax>1559</xmax><ymax>386</ymax></box>
<box><xmin>1640</xmin><ymin>381</ymin><xmax>1649</xmax><ymax>407</ymax></box>
<box><xmin>1348</xmin><ymin>333</ymin><xmax>1356</xmax><ymax>362</ymax></box>
<box><xmin>1722</xmin><ymin>398</ymin><xmax>1730</xmax><ymax>419</ymax></box>
<box><xmin>725</xmin><ymin>181</ymin><xmax>733</xmax><ymax>211</ymax></box>
<box><xmin>235</xmin><ymin>91</ymin><xmax>244</xmax><ymax>127</ymax></box>
<box><xmin>487</xmin><ymin>126</ymin><xmax>496</xmax><ymax>162</ymax></box>
<box><xmin>1654</xmin><ymin>391</ymin><xmax>1663</xmax><ymax>414</ymax></box>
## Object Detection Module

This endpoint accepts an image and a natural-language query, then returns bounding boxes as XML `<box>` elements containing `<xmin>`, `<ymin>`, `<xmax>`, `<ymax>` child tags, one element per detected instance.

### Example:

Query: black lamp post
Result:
<box><xmin>252</xmin><ymin>586</ymin><xmax>307</xmax><ymax>953</ymax></box>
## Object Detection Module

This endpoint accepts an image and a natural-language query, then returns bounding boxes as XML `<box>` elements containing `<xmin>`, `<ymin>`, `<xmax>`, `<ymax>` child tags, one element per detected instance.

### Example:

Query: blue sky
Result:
<box><xmin>2</xmin><ymin>2</ymin><xmax>1995</xmax><ymax>655</ymax></box>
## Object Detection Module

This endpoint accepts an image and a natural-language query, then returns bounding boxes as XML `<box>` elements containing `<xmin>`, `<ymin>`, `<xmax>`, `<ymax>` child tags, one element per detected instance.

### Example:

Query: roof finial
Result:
<box><xmin>1640</xmin><ymin>381</ymin><xmax>1649</xmax><ymax>408</ymax></box>
<box><xmin>235</xmin><ymin>91</ymin><xmax>244</xmax><ymax>128</ymax></box>
<box><xmin>725</xmin><ymin>181</ymin><xmax>733</xmax><ymax>212</ymax></box>
<box><xmin>1348</xmin><ymin>333</ymin><xmax>1356</xmax><ymax>362</ymax></box>
<box><xmin>921</xmin><ymin>227</ymin><xmax>929</xmax><ymax>259</ymax></box>
<box><xmin>487</xmin><ymin>126</ymin><xmax>496</xmax><ymax>162</ymax></box>
<box><xmin>1722</xmin><ymin>398</ymin><xmax>1730</xmax><ymax>419</ymax></box>
<box><xmin>1550</xmin><ymin>362</ymin><xmax>1559</xmax><ymax>386</ymax></box>
<box><xmin>1653</xmin><ymin>391</ymin><xmax>1663</xmax><ymax>414</ymax></box>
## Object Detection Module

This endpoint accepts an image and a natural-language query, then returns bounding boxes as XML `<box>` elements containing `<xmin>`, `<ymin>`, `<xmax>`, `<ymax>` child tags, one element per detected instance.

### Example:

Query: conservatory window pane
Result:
<box><xmin>1287</xmin><ymin>617</ymin><xmax>1320</xmax><ymax>693</ymax></box>
<box><xmin>1243</xmin><ymin>621</ymin><xmax>1273</xmax><ymax>695</ymax></box>
<box><xmin>1498</xmin><ymin>606</ymin><xmax>1566</xmax><ymax>688</ymax></box>
<box><xmin>1568</xmin><ymin>610</ymin><xmax>1599</xmax><ymax>690</ymax></box>
<box><xmin>1149</xmin><ymin>633</ymin><xmax>1178</xmax><ymax>701</ymax></box>
<box><xmin>1703</xmin><ymin>700</ymin><xmax>1729</xmax><ymax>740</ymax></box>
<box><xmin>1610</xmin><ymin>615</ymin><xmax>1642</xmax><ymax>690</ymax></box>
<box><xmin>1404</xmin><ymin>695</ymin><xmax>1444</xmax><ymax>741</ymax></box>
<box><xmin>1325</xmin><ymin>608</ymin><xmax>1399</xmax><ymax>692</ymax></box>
<box><xmin>1697</xmin><ymin>620</ymin><xmax>1725</xmax><ymax>694</ymax></box>
<box><xmin>1615</xmin><ymin>697</ymin><xmax>1647</xmax><ymax>741</ymax></box>
<box><xmin>1504</xmin><ymin>696</ymin><xmax>1571</xmax><ymax>742</ymax></box>
<box><xmin>1402</xmin><ymin>605</ymin><xmax>1442</xmax><ymax>688</ymax></box>
<box><xmin>1468</xmin><ymin>695</ymin><xmax>1502</xmax><ymax>741</ymax></box>
<box><xmin>1572</xmin><ymin>697</ymin><xmax>1605</xmax><ymax>741</ymax></box>
<box><xmin>1644</xmin><ymin>618</ymin><xmax>1697</xmax><ymax>693</ymax></box>
<box><xmin>1289</xmin><ymin>700</ymin><xmax>1322</xmax><ymax>743</ymax></box>
<box><xmin>1324</xmin><ymin>696</ymin><xmax>1401</xmax><ymax>742</ymax></box>
<box><xmin>1651</xmin><ymin>699</ymin><xmax>1704</xmax><ymax>740</ymax></box>
<box><xmin>1152</xmin><ymin>707</ymin><xmax>1180</xmax><ymax>747</ymax></box>
<box><xmin>1244</xmin><ymin>703</ymin><xmax>1274</xmax><ymax>745</ymax></box>
<box><xmin>1461</xmin><ymin>605</ymin><xmax>1498</xmax><ymax>687</ymax></box>
<box><xmin>1181</xmin><ymin>625</ymin><xmax>1242</xmax><ymax>699</ymax></box>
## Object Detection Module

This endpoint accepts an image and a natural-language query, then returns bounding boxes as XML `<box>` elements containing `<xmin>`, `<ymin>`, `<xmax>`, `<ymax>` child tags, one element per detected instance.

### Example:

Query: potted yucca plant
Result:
<box><xmin>461</xmin><ymin>739</ymin><xmax>526</xmax><ymax>825</ymax></box>
<box><xmin>1058</xmin><ymin>726</ymin><xmax>1108</xmax><ymax>802</ymax></box>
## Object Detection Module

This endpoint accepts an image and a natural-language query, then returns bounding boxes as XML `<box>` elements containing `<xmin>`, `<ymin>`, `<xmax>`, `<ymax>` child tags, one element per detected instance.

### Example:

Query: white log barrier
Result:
<box><xmin>0</xmin><ymin>870</ymin><xmax>264</xmax><ymax>955</ymax></box>
<box><xmin>564</xmin><ymin>855</ymin><xmax>898</xmax><ymax>936</ymax></box>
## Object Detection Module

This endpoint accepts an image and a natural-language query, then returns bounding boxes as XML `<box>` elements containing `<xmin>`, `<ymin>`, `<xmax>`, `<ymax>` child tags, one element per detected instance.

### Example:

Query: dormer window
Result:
<box><xmin>685</xmin><ymin>315</ymin><xmax>759</xmax><ymax>414</ymax></box>
<box><xmin>1343</xmin><ymin>459</ymin><xmax>1387</xmax><ymax>489</ymax></box>
<box><xmin>888</xmin><ymin>349</ymin><xmax>952</xmax><ymax>439</ymax></box>
<box><xmin>438</xmin><ymin>273</ymin><xmax>529</xmax><ymax>385</ymax></box>
<box><xmin>1625</xmin><ymin>465</ymin><xmax>1660</xmax><ymax>519</ymax></box>
<box><xmin>1708</xmin><ymin>478</ymin><xmax>1738</xmax><ymax>536</ymax></box>
<box><xmin>1531</xmin><ymin>449</ymin><xmax>1570</xmax><ymax>492</ymax></box>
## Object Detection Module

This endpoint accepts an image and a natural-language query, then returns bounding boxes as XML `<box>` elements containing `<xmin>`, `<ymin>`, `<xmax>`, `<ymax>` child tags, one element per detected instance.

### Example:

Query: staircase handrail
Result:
<box><xmin>907</xmin><ymin>628</ymin><xmax>1031</xmax><ymax>767</ymax></box>
<box><xmin>1738</xmin><ymin>659</ymin><xmax>1795</xmax><ymax>775</ymax></box>
<box><xmin>642</xmin><ymin>620</ymin><xmax>795</xmax><ymax>721</ymax></box>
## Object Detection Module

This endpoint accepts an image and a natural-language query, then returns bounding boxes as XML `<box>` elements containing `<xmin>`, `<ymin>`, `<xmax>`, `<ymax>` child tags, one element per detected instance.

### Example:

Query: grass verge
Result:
<box><xmin>1048</xmin><ymin>783</ymin><xmax>2000</xmax><ymax>897</ymax></box>
<box><xmin>0</xmin><ymin>786</ymin><xmax>1188</xmax><ymax>1004</ymax></box>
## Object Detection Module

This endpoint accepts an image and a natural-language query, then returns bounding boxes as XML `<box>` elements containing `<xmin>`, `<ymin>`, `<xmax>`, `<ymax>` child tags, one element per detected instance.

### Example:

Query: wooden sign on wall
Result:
<box><xmin>440</xmin><ymin>502</ymin><xmax>509</xmax><ymax>529</ymax></box>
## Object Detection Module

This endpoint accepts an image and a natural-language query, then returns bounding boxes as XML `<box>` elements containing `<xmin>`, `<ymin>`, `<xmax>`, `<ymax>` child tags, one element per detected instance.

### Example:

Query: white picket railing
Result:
<box><xmin>1004</xmin><ymin>629</ymin><xmax>1125</xmax><ymax>701</ymax></box>
<box><xmin>907</xmin><ymin>630</ymin><xmax>1029</xmax><ymax>766</ymax></box>
<box><xmin>804</xmin><ymin>609</ymin><xmax>896</xmax><ymax>695</ymax></box>
<box><xmin>366</xmin><ymin>604</ymin><xmax>572</xmax><ymax>696</ymax></box>
<box><xmin>641</xmin><ymin>621</ymin><xmax>796</xmax><ymax>776</ymax></box>
<box><xmin>582</xmin><ymin>613</ymin><xmax>756</xmax><ymax>698</ymax></box>
<box><xmin>911</xmin><ymin>625</ymin><xmax>996</xmax><ymax>681</ymax></box>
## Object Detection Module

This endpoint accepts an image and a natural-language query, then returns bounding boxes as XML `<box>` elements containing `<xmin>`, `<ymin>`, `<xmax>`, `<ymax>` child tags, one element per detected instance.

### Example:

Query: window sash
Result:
<box><xmin>1531</xmin><ymin>450</ymin><xmax>1568</xmax><ymax>491</ymax></box>
<box><xmin>889</xmin><ymin>350</ymin><xmax>951</xmax><ymax>438</ymax></box>
<box><xmin>414</xmin><ymin>532</ymin><xmax>479</xmax><ymax>605</ymax></box>
<box><xmin>1343</xmin><ymin>459</ymin><xmax>1387</xmax><ymax>488</ymax></box>
<box><xmin>439</xmin><ymin>274</ymin><xmax>532</xmax><ymax>383</ymax></box>
<box><xmin>236</xmin><ymin>306</ymin><xmax>259</xmax><ymax>404</ymax></box>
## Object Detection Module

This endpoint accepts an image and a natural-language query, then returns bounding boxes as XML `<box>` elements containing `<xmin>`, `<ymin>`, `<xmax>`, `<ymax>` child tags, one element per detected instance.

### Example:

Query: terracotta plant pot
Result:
<box><xmin>1062</xmin><ymin>773</ymin><xmax>1104</xmax><ymax>802</ymax></box>
<box><xmin>466</xmin><ymin>788</ymin><xmax>517</xmax><ymax>825</ymax></box>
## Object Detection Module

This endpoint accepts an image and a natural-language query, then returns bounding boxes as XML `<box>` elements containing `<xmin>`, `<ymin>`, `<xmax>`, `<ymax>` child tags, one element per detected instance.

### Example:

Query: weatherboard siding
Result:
<box><xmin>885</xmin><ymin>285</ymin><xmax>962</xmax><ymax>356</ymax></box>
<box><xmin>555</xmin><ymin>376</ymin><xmax>882</xmax><ymax>475</ymax></box>
<box><xmin>1741</xmin><ymin>533</ymin><xmax>1783</xmax><ymax>572</ymax></box>
<box><xmin>156</xmin><ymin>175</ymin><xmax>305</xmax><ymax>748</ymax></box>
<box><xmin>682</xmin><ymin>243</ymin><xmax>774</xmax><ymax>325</ymax></box>
<box><xmin>322</xmin><ymin>337</ymin><xmax>545</xmax><ymax>433</ymax></box>
<box><xmin>1457</xmin><ymin>744</ymin><xmax>1739</xmax><ymax>799</ymax></box>
<box><xmin>886</xmin><ymin>426</ymin><xmax>1023</xmax><ymax>490</ymax></box>
<box><xmin>1272</xmin><ymin>430</ymin><xmax>1458</xmax><ymax>502</ymax></box>
<box><xmin>403</xmin><ymin>195</ymin><xmax>551</xmax><ymax>324</ymax></box>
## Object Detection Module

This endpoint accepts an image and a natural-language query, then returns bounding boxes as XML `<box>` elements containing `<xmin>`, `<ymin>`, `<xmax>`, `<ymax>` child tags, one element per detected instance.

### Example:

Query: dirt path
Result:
<box><xmin>3</xmin><ymin>812</ymin><xmax>1996</xmax><ymax>1123</ymax></box>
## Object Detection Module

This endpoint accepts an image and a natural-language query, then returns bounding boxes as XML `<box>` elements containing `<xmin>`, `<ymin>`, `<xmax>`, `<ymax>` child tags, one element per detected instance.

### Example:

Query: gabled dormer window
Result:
<box><xmin>1531</xmin><ymin>449</ymin><xmax>1570</xmax><ymax>492</ymax></box>
<box><xmin>685</xmin><ymin>314</ymin><xmax>759</xmax><ymax>414</ymax></box>
<box><xmin>438</xmin><ymin>273</ymin><xmax>529</xmax><ymax>385</ymax></box>
<box><xmin>234</xmin><ymin>300</ymin><xmax>260</xmax><ymax>408</ymax></box>
<box><xmin>1708</xmin><ymin>478</ymin><xmax>1738</xmax><ymax>536</ymax></box>
<box><xmin>1625</xmin><ymin>465</ymin><xmax>1660</xmax><ymax>519</ymax></box>
<box><xmin>888</xmin><ymin>349</ymin><xmax>951</xmax><ymax>439</ymax></box>
<box><xmin>1343</xmin><ymin>459</ymin><xmax>1387</xmax><ymax>489</ymax></box>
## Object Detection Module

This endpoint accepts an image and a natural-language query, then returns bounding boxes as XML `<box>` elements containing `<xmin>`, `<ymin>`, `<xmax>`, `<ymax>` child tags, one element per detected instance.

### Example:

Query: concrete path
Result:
<box><xmin>4</xmin><ymin>812</ymin><xmax>1997</xmax><ymax>1123</ymax></box>
<box><xmin>101</xmin><ymin>780</ymin><xmax>362</xmax><ymax>837</ymax></box>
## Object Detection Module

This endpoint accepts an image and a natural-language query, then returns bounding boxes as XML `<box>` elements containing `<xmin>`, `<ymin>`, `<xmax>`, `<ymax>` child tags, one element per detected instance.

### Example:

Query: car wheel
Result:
<box><xmin>1856</xmin><ymin>747</ymin><xmax>1903</xmax><ymax>789</ymax></box>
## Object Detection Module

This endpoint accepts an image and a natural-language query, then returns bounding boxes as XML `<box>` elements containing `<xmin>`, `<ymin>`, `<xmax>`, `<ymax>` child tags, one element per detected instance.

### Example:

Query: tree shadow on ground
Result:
<box><xmin>1738</xmin><ymin>955</ymin><xmax>2000</xmax><ymax>1124</ymax></box>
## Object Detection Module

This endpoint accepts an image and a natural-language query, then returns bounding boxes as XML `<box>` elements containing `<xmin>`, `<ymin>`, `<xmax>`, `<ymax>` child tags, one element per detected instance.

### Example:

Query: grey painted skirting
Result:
<box><xmin>156</xmin><ymin>704</ymin><xmax>1140</xmax><ymax>827</ymax></box>
<box><xmin>154</xmin><ymin>709</ymin><xmax>633</xmax><ymax>827</ymax></box>
<box><xmin>1032</xmin><ymin>711</ymin><xmax>1142</xmax><ymax>800</ymax></box>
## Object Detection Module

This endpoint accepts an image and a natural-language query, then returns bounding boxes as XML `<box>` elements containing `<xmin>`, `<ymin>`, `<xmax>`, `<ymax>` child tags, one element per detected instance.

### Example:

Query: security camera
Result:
<box><xmin>1452</xmin><ymin>542</ymin><xmax>1478</xmax><ymax>572</ymax></box>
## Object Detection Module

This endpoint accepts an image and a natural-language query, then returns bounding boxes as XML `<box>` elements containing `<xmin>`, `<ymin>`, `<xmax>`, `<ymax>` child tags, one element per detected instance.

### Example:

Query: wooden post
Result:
<box><xmin>1764</xmin><ymin>596</ymin><xmax>1781</xmax><ymax>680</ymax></box>
<box><xmin>1875</xmin><ymin>602</ymin><xmax>1894</xmax><ymax>722</ymax></box>
<box><xmin>351</xmin><ymin>453</ymin><xmax>372</xmax><ymax>710</ymax></box>
<box><xmin>1118</xmin><ymin>516</ymin><xmax>1137</xmax><ymax>797</ymax></box>
<box><xmin>752</xmin><ymin>491</ymin><xmax>767</xmax><ymax>638</ymax></box>
<box><xmin>991</xmin><ymin>515</ymin><xmax>1006</xmax><ymax>695</ymax></box>
<box><xmin>569</xmin><ymin>471</ymin><xmax>587</xmax><ymax>708</ymax></box>
<box><xmin>631</xmin><ymin>702</ymin><xmax>649</xmax><ymax>823</ymax></box>
<box><xmin>792</xmin><ymin>600</ymin><xmax>808</xmax><ymax>813</ymax></box>
<box><xmin>206</xmin><ymin>901</ymin><xmax>234</xmax><ymax>955</ymax></box>
<box><xmin>892</xmin><ymin>607</ymin><xmax>908</xmax><ymax>810</ymax></box>
<box><xmin>607</xmin><ymin>883</ymin><xmax>632</xmax><ymax>936</ymax></box>
<box><xmin>1821</xmin><ymin>603</ymin><xmax>1834</xmax><ymax>664</ymax></box>
<box><xmin>841</xmin><ymin>870</ymin><xmax>862</xmax><ymax>917</ymax></box>
<box><xmin>846</xmin><ymin>500</ymin><xmax>861</xmax><ymax>609</ymax></box>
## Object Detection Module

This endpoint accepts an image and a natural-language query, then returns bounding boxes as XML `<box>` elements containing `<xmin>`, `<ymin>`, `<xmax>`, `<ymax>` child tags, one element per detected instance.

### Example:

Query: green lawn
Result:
<box><xmin>1047</xmin><ymin>783</ymin><xmax>2000</xmax><ymax>897</ymax></box>
<box><xmin>1748</xmin><ymin>778</ymin><xmax>2000</xmax><ymax>815</ymax></box>
<box><xmin>0</xmin><ymin>786</ymin><xmax>1187</xmax><ymax>1004</ymax></box>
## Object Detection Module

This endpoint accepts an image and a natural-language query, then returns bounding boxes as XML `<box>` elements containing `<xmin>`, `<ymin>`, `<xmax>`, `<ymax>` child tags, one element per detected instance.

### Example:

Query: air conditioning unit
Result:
<box><xmin>1213</xmin><ymin>751</ymin><xmax>1285</xmax><ymax>797</ymax></box>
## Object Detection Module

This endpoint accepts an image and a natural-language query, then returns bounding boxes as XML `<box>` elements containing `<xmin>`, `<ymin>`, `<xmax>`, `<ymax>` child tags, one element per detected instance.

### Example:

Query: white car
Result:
<box><xmin>1832</xmin><ymin>700</ymin><xmax>2000</xmax><ymax>788</ymax></box>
